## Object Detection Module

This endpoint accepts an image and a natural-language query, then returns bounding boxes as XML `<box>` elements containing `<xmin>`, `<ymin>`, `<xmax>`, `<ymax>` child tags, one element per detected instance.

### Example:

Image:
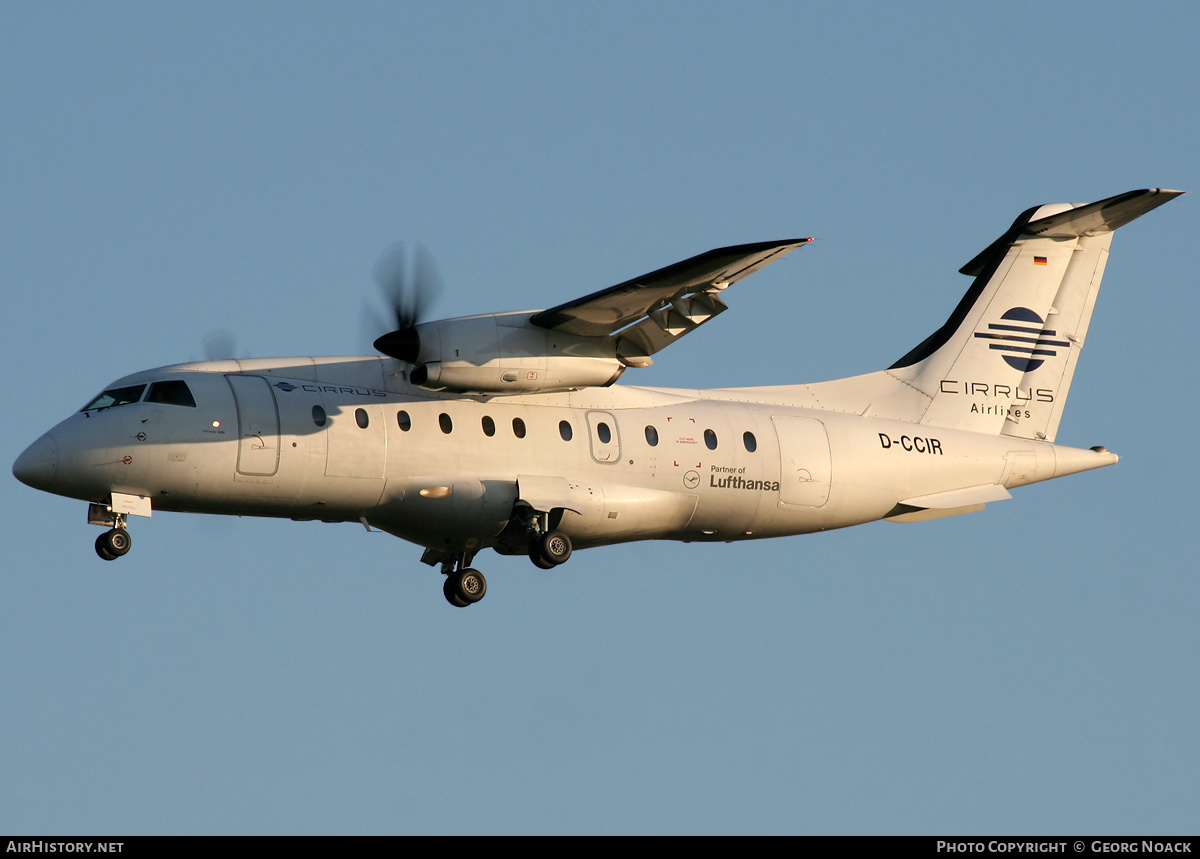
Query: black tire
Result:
<box><xmin>455</xmin><ymin>568</ymin><xmax>487</xmax><ymax>603</ymax></box>
<box><xmin>529</xmin><ymin>547</ymin><xmax>556</xmax><ymax>569</ymax></box>
<box><xmin>443</xmin><ymin>576</ymin><xmax>469</xmax><ymax>608</ymax></box>
<box><xmin>95</xmin><ymin>532</ymin><xmax>117</xmax><ymax>561</ymax></box>
<box><xmin>105</xmin><ymin>528</ymin><xmax>132</xmax><ymax>556</ymax></box>
<box><xmin>538</xmin><ymin>530</ymin><xmax>572</xmax><ymax>566</ymax></box>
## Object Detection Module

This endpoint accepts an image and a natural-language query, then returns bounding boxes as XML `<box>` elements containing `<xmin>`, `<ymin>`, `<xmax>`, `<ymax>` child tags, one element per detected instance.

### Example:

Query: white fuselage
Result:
<box><xmin>21</xmin><ymin>355</ymin><xmax>1112</xmax><ymax>558</ymax></box>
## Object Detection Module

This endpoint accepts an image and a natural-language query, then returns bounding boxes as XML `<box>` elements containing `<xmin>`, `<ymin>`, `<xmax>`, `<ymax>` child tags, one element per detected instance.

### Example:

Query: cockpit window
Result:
<box><xmin>81</xmin><ymin>384</ymin><xmax>146</xmax><ymax>412</ymax></box>
<box><xmin>145</xmin><ymin>380</ymin><xmax>197</xmax><ymax>408</ymax></box>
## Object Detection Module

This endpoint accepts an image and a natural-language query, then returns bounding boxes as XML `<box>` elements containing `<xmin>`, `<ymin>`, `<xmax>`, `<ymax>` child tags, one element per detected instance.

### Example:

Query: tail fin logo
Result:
<box><xmin>974</xmin><ymin>307</ymin><xmax>1070</xmax><ymax>372</ymax></box>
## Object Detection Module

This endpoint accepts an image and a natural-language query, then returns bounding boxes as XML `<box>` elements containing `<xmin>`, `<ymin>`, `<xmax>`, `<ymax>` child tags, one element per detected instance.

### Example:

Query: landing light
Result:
<box><xmin>212</xmin><ymin>420</ymin><xmax>221</xmax><ymax>428</ymax></box>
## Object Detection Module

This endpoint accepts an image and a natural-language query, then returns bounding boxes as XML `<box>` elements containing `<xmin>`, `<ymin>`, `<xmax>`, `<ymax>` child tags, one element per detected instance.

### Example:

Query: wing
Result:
<box><xmin>530</xmin><ymin>238</ymin><xmax>810</xmax><ymax>365</ymax></box>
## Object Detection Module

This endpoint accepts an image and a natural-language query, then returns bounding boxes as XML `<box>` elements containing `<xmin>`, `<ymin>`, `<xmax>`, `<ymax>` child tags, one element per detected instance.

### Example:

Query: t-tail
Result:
<box><xmin>802</xmin><ymin>188</ymin><xmax>1183</xmax><ymax>441</ymax></box>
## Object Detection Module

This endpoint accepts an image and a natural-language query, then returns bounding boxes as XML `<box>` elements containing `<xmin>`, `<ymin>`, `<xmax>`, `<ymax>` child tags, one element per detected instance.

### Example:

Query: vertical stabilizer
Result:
<box><xmin>885</xmin><ymin>189</ymin><xmax>1182</xmax><ymax>440</ymax></box>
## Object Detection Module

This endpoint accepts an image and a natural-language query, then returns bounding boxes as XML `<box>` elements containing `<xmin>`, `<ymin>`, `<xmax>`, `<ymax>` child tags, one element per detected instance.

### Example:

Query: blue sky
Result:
<box><xmin>2</xmin><ymin>2</ymin><xmax>1197</xmax><ymax>834</ymax></box>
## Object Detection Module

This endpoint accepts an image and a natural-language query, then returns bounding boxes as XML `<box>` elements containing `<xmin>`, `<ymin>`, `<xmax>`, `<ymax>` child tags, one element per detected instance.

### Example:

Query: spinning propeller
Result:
<box><xmin>369</xmin><ymin>242</ymin><xmax>442</xmax><ymax>367</ymax></box>
<box><xmin>201</xmin><ymin>330</ymin><xmax>240</xmax><ymax>362</ymax></box>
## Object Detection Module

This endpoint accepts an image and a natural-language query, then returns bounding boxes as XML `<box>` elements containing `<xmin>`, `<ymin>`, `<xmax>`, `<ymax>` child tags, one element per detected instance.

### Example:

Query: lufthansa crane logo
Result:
<box><xmin>974</xmin><ymin>307</ymin><xmax>1070</xmax><ymax>372</ymax></box>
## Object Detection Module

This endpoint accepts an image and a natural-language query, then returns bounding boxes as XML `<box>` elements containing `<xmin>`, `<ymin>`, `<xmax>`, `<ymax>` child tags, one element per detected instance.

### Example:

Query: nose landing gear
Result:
<box><xmin>92</xmin><ymin>507</ymin><xmax>133</xmax><ymax>561</ymax></box>
<box><xmin>95</xmin><ymin>527</ymin><xmax>132</xmax><ymax>560</ymax></box>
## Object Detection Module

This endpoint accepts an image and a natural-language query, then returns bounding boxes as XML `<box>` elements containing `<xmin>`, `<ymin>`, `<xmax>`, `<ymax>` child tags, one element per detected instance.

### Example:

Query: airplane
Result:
<box><xmin>12</xmin><ymin>188</ymin><xmax>1182</xmax><ymax>607</ymax></box>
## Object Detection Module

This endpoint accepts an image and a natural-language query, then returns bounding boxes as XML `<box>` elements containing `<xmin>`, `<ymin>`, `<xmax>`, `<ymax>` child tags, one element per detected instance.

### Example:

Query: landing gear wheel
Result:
<box><xmin>443</xmin><ymin>576</ymin><xmax>469</xmax><ymax>608</ymax></box>
<box><xmin>529</xmin><ymin>548</ymin><xmax>556</xmax><ymax>570</ymax></box>
<box><xmin>443</xmin><ymin>568</ymin><xmax>487</xmax><ymax>607</ymax></box>
<box><xmin>107</xmin><ymin>529</ymin><xmax>132</xmax><ymax>556</ymax></box>
<box><xmin>96</xmin><ymin>528</ymin><xmax>131</xmax><ymax>560</ymax></box>
<box><xmin>455</xmin><ymin>568</ymin><xmax>487</xmax><ymax>603</ymax></box>
<box><xmin>535</xmin><ymin>530</ymin><xmax>572</xmax><ymax>566</ymax></box>
<box><xmin>95</xmin><ymin>533</ymin><xmax>117</xmax><ymax>561</ymax></box>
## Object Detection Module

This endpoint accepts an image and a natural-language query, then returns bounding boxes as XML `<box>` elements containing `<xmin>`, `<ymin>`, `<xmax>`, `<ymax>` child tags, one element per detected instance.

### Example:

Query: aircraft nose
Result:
<box><xmin>13</xmin><ymin>432</ymin><xmax>58</xmax><ymax>491</ymax></box>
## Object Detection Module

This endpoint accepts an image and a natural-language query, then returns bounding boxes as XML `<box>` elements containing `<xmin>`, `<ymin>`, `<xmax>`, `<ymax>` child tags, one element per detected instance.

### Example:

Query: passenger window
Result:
<box><xmin>704</xmin><ymin>429</ymin><xmax>718</xmax><ymax>450</ymax></box>
<box><xmin>397</xmin><ymin>410</ymin><xmax>411</xmax><ymax>431</ymax></box>
<box><xmin>743</xmin><ymin>431</ymin><xmax>757</xmax><ymax>453</ymax></box>
<box><xmin>81</xmin><ymin>384</ymin><xmax>146</xmax><ymax>412</ymax></box>
<box><xmin>312</xmin><ymin>405</ymin><xmax>327</xmax><ymax>427</ymax></box>
<box><xmin>439</xmin><ymin>413</ymin><xmax>453</xmax><ymax>434</ymax></box>
<box><xmin>355</xmin><ymin>408</ymin><xmax>369</xmax><ymax>429</ymax></box>
<box><xmin>645</xmin><ymin>425</ymin><xmax>659</xmax><ymax>446</ymax></box>
<box><xmin>482</xmin><ymin>416</ymin><xmax>496</xmax><ymax>437</ymax></box>
<box><xmin>512</xmin><ymin>417</ymin><xmax>526</xmax><ymax>439</ymax></box>
<box><xmin>145</xmin><ymin>380</ymin><xmax>196</xmax><ymax>408</ymax></box>
<box><xmin>559</xmin><ymin>420</ymin><xmax>573</xmax><ymax>441</ymax></box>
<box><xmin>597</xmin><ymin>422</ymin><xmax>612</xmax><ymax>444</ymax></box>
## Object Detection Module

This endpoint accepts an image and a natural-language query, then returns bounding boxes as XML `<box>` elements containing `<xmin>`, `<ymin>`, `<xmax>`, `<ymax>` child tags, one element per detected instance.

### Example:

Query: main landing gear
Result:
<box><xmin>434</xmin><ymin>510</ymin><xmax>575</xmax><ymax>607</ymax></box>
<box><xmin>529</xmin><ymin>530</ymin><xmax>572</xmax><ymax>570</ymax></box>
<box><xmin>440</xmin><ymin>553</ymin><xmax>488</xmax><ymax>608</ymax></box>
<box><xmin>507</xmin><ymin>503</ymin><xmax>573</xmax><ymax>571</ymax></box>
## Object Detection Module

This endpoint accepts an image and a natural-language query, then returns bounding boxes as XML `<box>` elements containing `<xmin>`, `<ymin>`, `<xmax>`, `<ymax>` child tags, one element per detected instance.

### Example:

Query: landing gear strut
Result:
<box><xmin>440</xmin><ymin>553</ymin><xmax>487</xmax><ymax>608</ymax></box>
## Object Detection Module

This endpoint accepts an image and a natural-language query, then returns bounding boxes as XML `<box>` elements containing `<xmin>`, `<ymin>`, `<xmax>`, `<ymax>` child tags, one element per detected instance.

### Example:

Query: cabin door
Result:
<box><xmin>772</xmin><ymin>415</ymin><xmax>831</xmax><ymax>507</ymax></box>
<box><xmin>226</xmin><ymin>375</ymin><xmax>280</xmax><ymax>477</ymax></box>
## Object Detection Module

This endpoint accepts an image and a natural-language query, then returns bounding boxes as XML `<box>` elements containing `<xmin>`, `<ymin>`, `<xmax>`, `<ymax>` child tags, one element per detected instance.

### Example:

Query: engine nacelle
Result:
<box><xmin>408</xmin><ymin>311</ymin><xmax>626</xmax><ymax>393</ymax></box>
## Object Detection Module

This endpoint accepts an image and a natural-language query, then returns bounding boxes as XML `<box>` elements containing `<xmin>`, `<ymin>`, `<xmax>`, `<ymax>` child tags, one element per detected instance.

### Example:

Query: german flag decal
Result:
<box><xmin>1033</xmin><ymin>256</ymin><xmax>1048</xmax><ymax>265</ymax></box>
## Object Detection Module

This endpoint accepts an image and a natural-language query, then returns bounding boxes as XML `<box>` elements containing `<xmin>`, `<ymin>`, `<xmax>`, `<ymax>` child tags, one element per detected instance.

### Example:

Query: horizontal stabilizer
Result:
<box><xmin>885</xmin><ymin>504</ymin><xmax>985</xmax><ymax>523</ymax></box>
<box><xmin>961</xmin><ymin>188</ymin><xmax>1182</xmax><ymax>276</ymax></box>
<box><xmin>885</xmin><ymin>483</ymin><xmax>1011</xmax><ymax>523</ymax></box>
<box><xmin>1023</xmin><ymin>187</ymin><xmax>1184</xmax><ymax>238</ymax></box>
<box><xmin>900</xmin><ymin>483</ymin><xmax>1012</xmax><ymax>508</ymax></box>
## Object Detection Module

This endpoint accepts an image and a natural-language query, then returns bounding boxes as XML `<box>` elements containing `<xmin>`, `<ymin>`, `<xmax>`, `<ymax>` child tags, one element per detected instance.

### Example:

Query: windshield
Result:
<box><xmin>81</xmin><ymin>384</ymin><xmax>146</xmax><ymax>412</ymax></box>
<box><xmin>146</xmin><ymin>380</ymin><xmax>196</xmax><ymax>407</ymax></box>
